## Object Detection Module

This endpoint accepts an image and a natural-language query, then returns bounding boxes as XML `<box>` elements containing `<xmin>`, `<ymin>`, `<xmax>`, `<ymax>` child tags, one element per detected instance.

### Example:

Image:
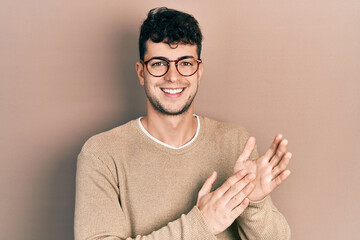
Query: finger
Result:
<box><xmin>272</xmin><ymin>152</ymin><xmax>292</xmax><ymax>177</ymax></box>
<box><xmin>264</xmin><ymin>134</ymin><xmax>283</xmax><ymax>160</ymax></box>
<box><xmin>270</xmin><ymin>170</ymin><xmax>291</xmax><ymax>191</ymax></box>
<box><xmin>237</xmin><ymin>137</ymin><xmax>256</xmax><ymax>163</ymax></box>
<box><xmin>226</xmin><ymin>182</ymin><xmax>254</xmax><ymax>211</ymax></box>
<box><xmin>222</xmin><ymin>173</ymin><xmax>256</xmax><ymax>204</ymax></box>
<box><xmin>229</xmin><ymin>197</ymin><xmax>250</xmax><ymax>220</ymax></box>
<box><xmin>214</xmin><ymin>170</ymin><xmax>247</xmax><ymax>197</ymax></box>
<box><xmin>270</xmin><ymin>139</ymin><xmax>288</xmax><ymax>167</ymax></box>
<box><xmin>198</xmin><ymin>171</ymin><xmax>217</xmax><ymax>198</ymax></box>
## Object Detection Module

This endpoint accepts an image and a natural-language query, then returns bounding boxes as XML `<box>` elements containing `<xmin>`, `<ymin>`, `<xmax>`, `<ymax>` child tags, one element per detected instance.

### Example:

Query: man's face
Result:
<box><xmin>136</xmin><ymin>40</ymin><xmax>203</xmax><ymax>116</ymax></box>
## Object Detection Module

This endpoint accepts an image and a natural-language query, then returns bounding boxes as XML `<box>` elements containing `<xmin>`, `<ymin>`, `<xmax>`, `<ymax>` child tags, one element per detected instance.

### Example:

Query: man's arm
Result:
<box><xmin>234</xmin><ymin>134</ymin><xmax>291</xmax><ymax>240</ymax></box>
<box><xmin>74</xmin><ymin>149</ymin><xmax>255</xmax><ymax>239</ymax></box>
<box><xmin>237</xmin><ymin>196</ymin><xmax>290</xmax><ymax>240</ymax></box>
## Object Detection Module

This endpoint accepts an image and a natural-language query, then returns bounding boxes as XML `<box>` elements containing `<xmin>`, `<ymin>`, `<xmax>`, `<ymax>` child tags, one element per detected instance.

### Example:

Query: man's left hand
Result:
<box><xmin>233</xmin><ymin>134</ymin><xmax>292</xmax><ymax>202</ymax></box>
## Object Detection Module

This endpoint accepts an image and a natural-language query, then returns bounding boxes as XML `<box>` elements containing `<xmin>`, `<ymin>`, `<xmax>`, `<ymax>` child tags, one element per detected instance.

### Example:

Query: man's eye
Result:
<box><xmin>151</xmin><ymin>61</ymin><xmax>167</xmax><ymax>67</ymax></box>
<box><xmin>180</xmin><ymin>61</ymin><xmax>193</xmax><ymax>66</ymax></box>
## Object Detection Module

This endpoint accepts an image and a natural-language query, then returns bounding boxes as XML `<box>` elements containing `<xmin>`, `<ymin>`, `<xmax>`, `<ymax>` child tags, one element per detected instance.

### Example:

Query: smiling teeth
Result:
<box><xmin>162</xmin><ymin>88</ymin><xmax>183</xmax><ymax>94</ymax></box>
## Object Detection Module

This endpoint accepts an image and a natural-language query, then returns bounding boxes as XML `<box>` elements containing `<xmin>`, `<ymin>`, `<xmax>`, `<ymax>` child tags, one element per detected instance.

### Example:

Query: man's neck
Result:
<box><xmin>140</xmin><ymin>107</ymin><xmax>198</xmax><ymax>148</ymax></box>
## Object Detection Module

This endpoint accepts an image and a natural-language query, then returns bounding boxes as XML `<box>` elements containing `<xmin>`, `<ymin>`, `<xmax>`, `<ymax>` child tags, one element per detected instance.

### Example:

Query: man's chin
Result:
<box><xmin>158</xmin><ymin>107</ymin><xmax>190</xmax><ymax>116</ymax></box>
<box><xmin>146</xmin><ymin>93</ymin><xmax>195</xmax><ymax>116</ymax></box>
<box><xmin>152</xmin><ymin>103</ymin><xmax>192</xmax><ymax>116</ymax></box>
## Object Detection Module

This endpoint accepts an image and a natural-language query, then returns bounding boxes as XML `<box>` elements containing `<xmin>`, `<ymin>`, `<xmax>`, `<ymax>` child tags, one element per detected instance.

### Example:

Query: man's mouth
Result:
<box><xmin>161</xmin><ymin>88</ymin><xmax>185</xmax><ymax>95</ymax></box>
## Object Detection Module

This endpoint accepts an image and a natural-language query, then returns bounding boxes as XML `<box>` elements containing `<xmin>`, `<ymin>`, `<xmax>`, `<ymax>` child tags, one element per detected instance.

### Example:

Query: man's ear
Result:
<box><xmin>136</xmin><ymin>61</ymin><xmax>145</xmax><ymax>86</ymax></box>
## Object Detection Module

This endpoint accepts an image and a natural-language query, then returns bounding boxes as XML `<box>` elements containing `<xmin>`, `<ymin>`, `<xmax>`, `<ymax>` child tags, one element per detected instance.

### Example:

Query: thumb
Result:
<box><xmin>198</xmin><ymin>171</ymin><xmax>217</xmax><ymax>198</ymax></box>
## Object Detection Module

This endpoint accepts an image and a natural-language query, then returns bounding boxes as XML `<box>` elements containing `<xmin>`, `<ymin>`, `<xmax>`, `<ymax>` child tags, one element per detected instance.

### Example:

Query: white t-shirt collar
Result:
<box><xmin>137</xmin><ymin>114</ymin><xmax>200</xmax><ymax>150</ymax></box>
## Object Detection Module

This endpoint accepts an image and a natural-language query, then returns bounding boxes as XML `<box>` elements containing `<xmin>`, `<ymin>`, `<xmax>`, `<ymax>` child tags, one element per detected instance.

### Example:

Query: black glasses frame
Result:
<box><xmin>141</xmin><ymin>56</ymin><xmax>202</xmax><ymax>77</ymax></box>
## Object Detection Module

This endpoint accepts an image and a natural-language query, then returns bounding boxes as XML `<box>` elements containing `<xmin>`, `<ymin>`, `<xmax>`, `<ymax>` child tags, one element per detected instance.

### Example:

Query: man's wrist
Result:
<box><xmin>191</xmin><ymin>206</ymin><xmax>218</xmax><ymax>239</ymax></box>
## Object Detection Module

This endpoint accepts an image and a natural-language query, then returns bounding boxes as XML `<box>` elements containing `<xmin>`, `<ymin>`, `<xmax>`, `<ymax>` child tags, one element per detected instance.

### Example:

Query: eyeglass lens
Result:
<box><xmin>146</xmin><ymin>58</ymin><xmax>199</xmax><ymax>77</ymax></box>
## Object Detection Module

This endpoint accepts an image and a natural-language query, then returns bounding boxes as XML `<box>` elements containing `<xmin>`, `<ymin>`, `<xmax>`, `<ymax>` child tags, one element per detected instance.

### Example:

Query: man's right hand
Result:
<box><xmin>196</xmin><ymin>170</ymin><xmax>255</xmax><ymax>235</ymax></box>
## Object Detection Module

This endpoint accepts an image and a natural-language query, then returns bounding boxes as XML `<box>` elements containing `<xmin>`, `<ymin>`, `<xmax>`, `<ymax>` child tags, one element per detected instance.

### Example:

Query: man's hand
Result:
<box><xmin>233</xmin><ymin>134</ymin><xmax>292</xmax><ymax>202</ymax></box>
<box><xmin>196</xmin><ymin>170</ymin><xmax>255</xmax><ymax>235</ymax></box>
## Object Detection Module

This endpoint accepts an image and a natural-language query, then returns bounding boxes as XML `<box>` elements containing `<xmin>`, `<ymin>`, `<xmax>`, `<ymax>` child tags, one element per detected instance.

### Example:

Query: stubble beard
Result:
<box><xmin>144</xmin><ymin>83</ymin><xmax>198</xmax><ymax>116</ymax></box>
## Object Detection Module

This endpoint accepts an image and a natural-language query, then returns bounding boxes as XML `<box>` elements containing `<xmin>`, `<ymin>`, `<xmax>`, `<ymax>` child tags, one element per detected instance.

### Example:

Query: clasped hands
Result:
<box><xmin>196</xmin><ymin>134</ymin><xmax>292</xmax><ymax>235</ymax></box>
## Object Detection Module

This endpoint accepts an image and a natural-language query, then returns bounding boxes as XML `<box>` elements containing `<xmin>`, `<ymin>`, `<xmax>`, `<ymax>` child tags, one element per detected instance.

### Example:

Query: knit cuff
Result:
<box><xmin>239</xmin><ymin>196</ymin><xmax>273</xmax><ymax>220</ymax></box>
<box><xmin>248</xmin><ymin>195</ymin><xmax>270</xmax><ymax>208</ymax></box>
<box><xmin>185</xmin><ymin>206</ymin><xmax>217</xmax><ymax>240</ymax></box>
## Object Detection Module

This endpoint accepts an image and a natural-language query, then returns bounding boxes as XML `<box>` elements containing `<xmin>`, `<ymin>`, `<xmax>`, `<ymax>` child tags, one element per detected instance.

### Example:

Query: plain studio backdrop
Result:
<box><xmin>1</xmin><ymin>1</ymin><xmax>359</xmax><ymax>239</ymax></box>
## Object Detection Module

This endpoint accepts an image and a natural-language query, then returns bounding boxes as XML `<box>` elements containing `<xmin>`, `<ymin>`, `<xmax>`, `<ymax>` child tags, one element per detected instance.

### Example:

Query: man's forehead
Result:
<box><xmin>144</xmin><ymin>40</ymin><xmax>198</xmax><ymax>59</ymax></box>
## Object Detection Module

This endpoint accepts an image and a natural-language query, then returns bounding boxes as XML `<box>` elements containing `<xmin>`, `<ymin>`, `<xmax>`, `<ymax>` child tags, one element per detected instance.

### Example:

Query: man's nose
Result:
<box><xmin>164</xmin><ymin>62</ymin><xmax>181</xmax><ymax>82</ymax></box>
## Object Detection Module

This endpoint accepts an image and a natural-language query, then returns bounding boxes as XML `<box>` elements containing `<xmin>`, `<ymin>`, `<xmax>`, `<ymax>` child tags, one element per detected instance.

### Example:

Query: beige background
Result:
<box><xmin>1</xmin><ymin>1</ymin><xmax>359</xmax><ymax>239</ymax></box>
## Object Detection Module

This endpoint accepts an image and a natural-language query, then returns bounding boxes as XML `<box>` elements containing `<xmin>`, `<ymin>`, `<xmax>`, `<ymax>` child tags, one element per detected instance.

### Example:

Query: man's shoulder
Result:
<box><xmin>80</xmin><ymin>119</ymin><xmax>138</xmax><ymax>153</ymax></box>
<box><xmin>200</xmin><ymin>116</ymin><xmax>250</xmax><ymax>138</ymax></box>
<box><xmin>199</xmin><ymin>116</ymin><xmax>253</xmax><ymax>158</ymax></box>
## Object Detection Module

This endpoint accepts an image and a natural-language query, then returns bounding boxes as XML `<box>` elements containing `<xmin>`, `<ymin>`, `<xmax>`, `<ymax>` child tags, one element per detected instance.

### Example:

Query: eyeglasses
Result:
<box><xmin>141</xmin><ymin>56</ymin><xmax>202</xmax><ymax>77</ymax></box>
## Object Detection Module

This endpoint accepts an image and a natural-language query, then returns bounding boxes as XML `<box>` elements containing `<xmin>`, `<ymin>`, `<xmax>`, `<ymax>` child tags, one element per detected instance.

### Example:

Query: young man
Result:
<box><xmin>75</xmin><ymin>7</ymin><xmax>292</xmax><ymax>240</ymax></box>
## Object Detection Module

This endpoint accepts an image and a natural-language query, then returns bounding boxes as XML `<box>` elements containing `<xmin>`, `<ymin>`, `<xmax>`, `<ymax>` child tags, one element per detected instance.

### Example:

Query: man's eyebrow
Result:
<box><xmin>149</xmin><ymin>56</ymin><xmax>168</xmax><ymax>61</ymax></box>
<box><xmin>149</xmin><ymin>55</ymin><xmax>195</xmax><ymax>61</ymax></box>
<box><xmin>178</xmin><ymin>55</ymin><xmax>195</xmax><ymax>60</ymax></box>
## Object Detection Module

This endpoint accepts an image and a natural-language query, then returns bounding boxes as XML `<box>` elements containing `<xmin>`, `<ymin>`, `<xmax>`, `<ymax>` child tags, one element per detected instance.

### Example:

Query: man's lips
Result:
<box><xmin>161</xmin><ymin>88</ymin><xmax>184</xmax><ymax>94</ymax></box>
<box><xmin>161</xmin><ymin>88</ymin><xmax>185</xmax><ymax>97</ymax></box>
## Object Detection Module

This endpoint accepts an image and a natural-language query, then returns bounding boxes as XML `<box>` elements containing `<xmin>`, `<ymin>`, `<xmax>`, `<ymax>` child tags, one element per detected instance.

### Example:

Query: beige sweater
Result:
<box><xmin>74</xmin><ymin>116</ymin><xmax>290</xmax><ymax>240</ymax></box>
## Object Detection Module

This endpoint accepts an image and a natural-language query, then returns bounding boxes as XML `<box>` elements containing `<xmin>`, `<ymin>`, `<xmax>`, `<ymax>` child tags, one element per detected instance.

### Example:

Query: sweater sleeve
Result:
<box><xmin>74</xmin><ymin>149</ymin><xmax>217</xmax><ymax>240</ymax></box>
<box><xmin>236</xmin><ymin>196</ymin><xmax>291</xmax><ymax>240</ymax></box>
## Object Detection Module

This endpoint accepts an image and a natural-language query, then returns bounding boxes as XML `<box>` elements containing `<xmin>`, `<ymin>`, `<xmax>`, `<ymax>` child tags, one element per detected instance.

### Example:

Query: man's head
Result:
<box><xmin>139</xmin><ymin>7</ymin><xmax>203</xmax><ymax>61</ymax></box>
<box><xmin>136</xmin><ymin>8</ymin><xmax>204</xmax><ymax>116</ymax></box>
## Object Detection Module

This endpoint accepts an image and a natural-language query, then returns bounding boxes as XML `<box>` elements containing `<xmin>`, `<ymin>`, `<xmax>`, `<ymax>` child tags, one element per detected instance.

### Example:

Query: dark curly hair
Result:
<box><xmin>139</xmin><ymin>7</ymin><xmax>203</xmax><ymax>60</ymax></box>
